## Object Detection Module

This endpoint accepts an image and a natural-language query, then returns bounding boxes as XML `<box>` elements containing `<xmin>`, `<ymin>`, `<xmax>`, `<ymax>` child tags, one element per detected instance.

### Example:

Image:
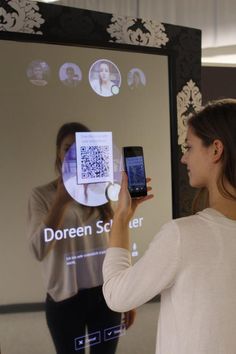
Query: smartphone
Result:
<box><xmin>123</xmin><ymin>146</ymin><xmax>147</xmax><ymax>198</ymax></box>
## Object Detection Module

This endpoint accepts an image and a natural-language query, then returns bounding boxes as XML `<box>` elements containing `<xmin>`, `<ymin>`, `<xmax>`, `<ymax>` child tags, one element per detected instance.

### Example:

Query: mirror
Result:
<box><xmin>0</xmin><ymin>2</ymin><xmax>201</xmax><ymax>353</ymax></box>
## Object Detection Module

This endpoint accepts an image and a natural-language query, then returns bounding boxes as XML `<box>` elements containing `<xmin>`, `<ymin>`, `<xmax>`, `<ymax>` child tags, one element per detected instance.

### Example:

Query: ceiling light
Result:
<box><xmin>31</xmin><ymin>0</ymin><xmax>59</xmax><ymax>3</ymax></box>
<box><xmin>202</xmin><ymin>55</ymin><xmax>236</xmax><ymax>66</ymax></box>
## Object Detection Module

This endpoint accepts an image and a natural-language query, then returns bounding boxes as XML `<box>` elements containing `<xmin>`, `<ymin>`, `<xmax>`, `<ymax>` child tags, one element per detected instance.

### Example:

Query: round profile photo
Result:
<box><xmin>26</xmin><ymin>60</ymin><xmax>50</xmax><ymax>86</ymax></box>
<box><xmin>89</xmin><ymin>59</ymin><xmax>121</xmax><ymax>97</ymax></box>
<box><xmin>127</xmin><ymin>68</ymin><xmax>146</xmax><ymax>90</ymax></box>
<box><xmin>59</xmin><ymin>62</ymin><xmax>82</xmax><ymax>88</ymax></box>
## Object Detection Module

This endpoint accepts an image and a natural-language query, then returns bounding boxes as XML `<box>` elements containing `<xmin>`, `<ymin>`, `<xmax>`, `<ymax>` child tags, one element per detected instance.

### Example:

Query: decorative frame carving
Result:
<box><xmin>0</xmin><ymin>0</ymin><xmax>201</xmax><ymax>217</ymax></box>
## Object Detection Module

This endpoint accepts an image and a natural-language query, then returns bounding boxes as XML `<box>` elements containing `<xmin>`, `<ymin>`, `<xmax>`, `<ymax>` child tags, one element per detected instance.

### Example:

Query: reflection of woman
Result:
<box><xmin>28</xmin><ymin>122</ymin><xmax>135</xmax><ymax>354</ymax></box>
<box><xmin>103</xmin><ymin>99</ymin><xmax>236</xmax><ymax>354</ymax></box>
<box><xmin>91</xmin><ymin>62</ymin><xmax>115</xmax><ymax>97</ymax></box>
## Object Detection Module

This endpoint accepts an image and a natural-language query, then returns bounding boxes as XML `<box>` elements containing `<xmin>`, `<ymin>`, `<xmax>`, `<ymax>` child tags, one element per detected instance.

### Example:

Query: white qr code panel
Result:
<box><xmin>76</xmin><ymin>132</ymin><xmax>114</xmax><ymax>184</ymax></box>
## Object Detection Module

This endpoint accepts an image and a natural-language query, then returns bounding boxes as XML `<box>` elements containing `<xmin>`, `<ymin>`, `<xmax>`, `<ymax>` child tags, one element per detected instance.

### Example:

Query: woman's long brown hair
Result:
<box><xmin>187</xmin><ymin>99</ymin><xmax>236</xmax><ymax>213</ymax></box>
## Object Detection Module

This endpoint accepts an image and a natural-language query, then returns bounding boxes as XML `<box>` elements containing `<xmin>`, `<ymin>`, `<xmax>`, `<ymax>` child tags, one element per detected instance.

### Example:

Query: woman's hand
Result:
<box><xmin>123</xmin><ymin>309</ymin><xmax>137</xmax><ymax>329</ymax></box>
<box><xmin>44</xmin><ymin>178</ymin><xmax>72</xmax><ymax>231</ymax></box>
<box><xmin>115</xmin><ymin>172</ymin><xmax>154</xmax><ymax>224</ymax></box>
<box><xmin>109</xmin><ymin>173</ymin><xmax>153</xmax><ymax>249</ymax></box>
<box><xmin>54</xmin><ymin>177</ymin><xmax>73</xmax><ymax>206</ymax></box>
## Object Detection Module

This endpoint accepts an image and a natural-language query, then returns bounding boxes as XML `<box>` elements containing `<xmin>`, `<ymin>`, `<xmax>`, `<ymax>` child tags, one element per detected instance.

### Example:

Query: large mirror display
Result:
<box><xmin>0</xmin><ymin>2</ymin><xmax>201</xmax><ymax>353</ymax></box>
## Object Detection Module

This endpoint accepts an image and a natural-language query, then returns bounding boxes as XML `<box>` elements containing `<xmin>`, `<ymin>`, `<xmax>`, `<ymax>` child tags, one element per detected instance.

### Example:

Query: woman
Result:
<box><xmin>91</xmin><ymin>61</ymin><xmax>115</xmax><ymax>97</ymax></box>
<box><xmin>28</xmin><ymin>122</ymin><xmax>135</xmax><ymax>354</ymax></box>
<box><xmin>102</xmin><ymin>99</ymin><xmax>236</xmax><ymax>354</ymax></box>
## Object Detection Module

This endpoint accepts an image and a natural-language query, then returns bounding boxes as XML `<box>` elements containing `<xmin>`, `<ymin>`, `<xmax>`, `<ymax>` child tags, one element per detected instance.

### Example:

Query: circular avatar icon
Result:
<box><xmin>89</xmin><ymin>59</ymin><xmax>121</xmax><ymax>97</ymax></box>
<box><xmin>62</xmin><ymin>142</ymin><xmax>122</xmax><ymax>207</ymax></box>
<box><xmin>59</xmin><ymin>62</ymin><xmax>82</xmax><ymax>88</ymax></box>
<box><xmin>127</xmin><ymin>68</ymin><xmax>146</xmax><ymax>89</ymax></box>
<box><xmin>106</xmin><ymin>183</ymin><xmax>121</xmax><ymax>202</ymax></box>
<box><xmin>111</xmin><ymin>85</ymin><xmax>120</xmax><ymax>95</ymax></box>
<box><xmin>26</xmin><ymin>60</ymin><xmax>50</xmax><ymax>86</ymax></box>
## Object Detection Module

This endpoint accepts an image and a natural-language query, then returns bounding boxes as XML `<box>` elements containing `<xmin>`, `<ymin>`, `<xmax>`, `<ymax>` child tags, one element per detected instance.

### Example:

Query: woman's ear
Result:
<box><xmin>212</xmin><ymin>139</ymin><xmax>224</xmax><ymax>162</ymax></box>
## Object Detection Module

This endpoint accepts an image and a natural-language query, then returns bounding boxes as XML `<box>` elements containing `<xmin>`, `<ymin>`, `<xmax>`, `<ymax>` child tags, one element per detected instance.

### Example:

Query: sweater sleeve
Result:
<box><xmin>102</xmin><ymin>220</ymin><xmax>181</xmax><ymax>312</ymax></box>
<box><xmin>27</xmin><ymin>187</ymin><xmax>52</xmax><ymax>261</ymax></box>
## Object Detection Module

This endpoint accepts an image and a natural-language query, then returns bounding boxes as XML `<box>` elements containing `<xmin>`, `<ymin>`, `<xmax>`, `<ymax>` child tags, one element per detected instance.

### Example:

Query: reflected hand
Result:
<box><xmin>55</xmin><ymin>177</ymin><xmax>73</xmax><ymax>206</ymax></box>
<box><xmin>43</xmin><ymin>177</ymin><xmax>73</xmax><ymax>232</ymax></box>
<box><xmin>123</xmin><ymin>309</ymin><xmax>136</xmax><ymax>329</ymax></box>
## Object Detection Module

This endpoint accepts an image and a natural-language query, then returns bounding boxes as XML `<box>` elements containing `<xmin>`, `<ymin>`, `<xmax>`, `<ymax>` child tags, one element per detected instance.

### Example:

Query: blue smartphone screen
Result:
<box><xmin>126</xmin><ymin>155</ymin><xmax>146</xmax><ymax>193</ymax></box>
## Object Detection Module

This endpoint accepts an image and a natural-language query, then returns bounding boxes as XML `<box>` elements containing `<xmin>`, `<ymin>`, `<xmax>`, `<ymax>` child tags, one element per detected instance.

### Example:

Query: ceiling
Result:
<box><xmin>34</xmin><ymin>0</ymin><xmax>236</xmax><ymax>66</ymax></box>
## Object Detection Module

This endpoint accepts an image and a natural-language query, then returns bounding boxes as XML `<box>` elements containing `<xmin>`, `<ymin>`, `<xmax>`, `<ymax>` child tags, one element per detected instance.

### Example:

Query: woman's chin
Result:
<box><xmin>188</xmin><ymin>176</ymin><xmax>197</xmax><ymax>188</ymax></box>
<box><xmin>189</xmin><ymin>179</ymin><xmax>204</xmax><ymax>189</ymax></box>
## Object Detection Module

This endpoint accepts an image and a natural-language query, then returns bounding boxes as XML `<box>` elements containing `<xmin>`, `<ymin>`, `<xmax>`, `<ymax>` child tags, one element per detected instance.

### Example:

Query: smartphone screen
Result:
<box><xmin>123</xmin><ymin>146</ymin><xmax>147</xmax><ymax>198</ymax></box>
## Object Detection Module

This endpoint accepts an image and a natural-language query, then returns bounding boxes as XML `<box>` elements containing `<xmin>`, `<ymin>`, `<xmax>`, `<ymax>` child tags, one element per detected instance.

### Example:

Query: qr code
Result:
<box><xmin>80</xmin><ymin>145</ymin><xmax>110</xmax><ymax>179</ymax></box>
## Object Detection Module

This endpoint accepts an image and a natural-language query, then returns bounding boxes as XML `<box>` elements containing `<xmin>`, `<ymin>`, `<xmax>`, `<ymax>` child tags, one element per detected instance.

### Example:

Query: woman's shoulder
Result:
<box><xmin>31</xmin><ymin>180</ymin><xmax>57</xmax><ymax>199</ymax></box>
<box><xmin>91</xmin><ymin>79</ymin><xmax>99</xmax><ymax>89</ymax></box>
<box><xmin>173</xmin><ymin>208</ymin><xmax>236</xmax><ymax>226</ymax></box>
<box><xmin>161</xmin><ymin>212</ymin><xmax>206</xmax><ymax>239</ymax></box>
<box><xmin>170</xmin><ymin>208</ymin><xmax>231</xmax><ymax>237</ymax></box>
<box><xmin>150</xmin><ymin>210</ymin><xmax>219</xmax><ymax>241</ymax></box>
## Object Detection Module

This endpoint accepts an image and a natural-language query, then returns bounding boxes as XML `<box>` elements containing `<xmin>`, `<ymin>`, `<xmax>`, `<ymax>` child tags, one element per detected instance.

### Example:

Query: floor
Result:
<box><xmin>0</xmin><ymin>302</ymin><xmax>160</xmax><ymax>354</ymax></box>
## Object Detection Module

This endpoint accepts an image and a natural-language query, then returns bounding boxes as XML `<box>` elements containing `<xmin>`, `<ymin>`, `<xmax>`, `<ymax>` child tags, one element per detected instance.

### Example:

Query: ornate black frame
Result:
<box><xmin>0</xmin><ymin>0</ymin><xmax>201</xmax><ymax>312</ymax></box>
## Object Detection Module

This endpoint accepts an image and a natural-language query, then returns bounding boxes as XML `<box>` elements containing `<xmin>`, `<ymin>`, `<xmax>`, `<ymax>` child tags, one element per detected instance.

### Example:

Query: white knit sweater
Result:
<box><xmin>103</xmin><ymin>208</ymin><xmax>236</xmax><ymax>354</ymax></box>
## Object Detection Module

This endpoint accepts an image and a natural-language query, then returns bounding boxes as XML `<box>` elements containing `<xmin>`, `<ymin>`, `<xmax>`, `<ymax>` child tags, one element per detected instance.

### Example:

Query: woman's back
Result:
<box><xmin>159</xmin><ymin>208</ymin><xmax>236</xmax><ymax>354</ymax></box>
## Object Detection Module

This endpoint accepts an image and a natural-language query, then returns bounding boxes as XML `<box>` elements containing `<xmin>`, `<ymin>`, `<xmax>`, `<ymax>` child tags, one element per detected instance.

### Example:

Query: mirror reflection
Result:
<box><xmin>0</xmin><ymin>39</ymin><xmax>172</xmax><ymax>353</ymax></box>
<box><xmin>28</xmin><ymin>122</ymin><xmax>126</xmax><ymax>353</ymax></box>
